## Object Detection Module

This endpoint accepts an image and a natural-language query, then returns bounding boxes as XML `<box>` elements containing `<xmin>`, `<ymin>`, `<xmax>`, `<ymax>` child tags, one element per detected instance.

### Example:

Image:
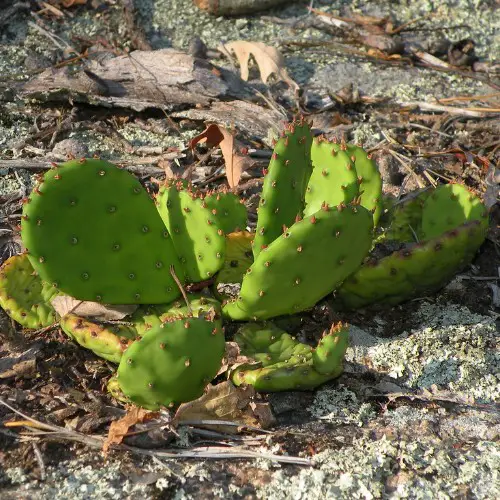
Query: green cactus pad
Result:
<box><xmin>230</xmin><ymin>322</ymin><xmax>348</xmax><ymax>391</ymax></box>
<box><xmin>253</xmin><ymin>116</ymin><xmax>313</xmax><ymax>259</ymax></box>
<box><xmin>60</xmin><ymin>314</ymin><xmax>138</xmax><ymax>363</ymax></box>
<box><xmin>204</xmin><ymin>190</ymin><xmax>247</xmax><ymax>234</ymax></box>
<box><xmin>0</xmin><ymin>253</ymin><xmax>59</xmax><ymax>328</ymax></box>
<box><xmin>156</xmin><ymin>180</ymin><xmax>226</xmax><ymax>282</ymax></box>
<box><xmin>304</xmin><ymin>139</ymin><xmax>358</xmax><ymax>217</ymax></box>
<box><xmin>214</xmin><ymin>231</ymin><xmax>254</xmax><ymax>301</ymax></box>
<box><xmin>420</xmin><ymin>183</ymin><xmax>487</xmax><ymax>240</ymax></box>
<box><xmin>344</xmin><ymin>143</ymin><xmax>383</xmax><ymax>226</ymax></box>
<box><xmin>21</xmin><ymin>159</ymin><xmax>183</xmax><ymax>304</ymax></box>
<box><xmin>223</xmin><ymin>203</ymin><xmax>373</xmax><ymax>320</ymax></box>
<box><xmin>116</xmin><ymin>315</ymin><xmax>225</xmax><ymax>409</ymax></box>
<box><xmin>337</xmin><ymin>219</ymin><xmax>488</xmax><ymax>308</ymax></box>
<box><xmin>132</xmin><ymin>293</ymin><xmax>221</xmax><ymax>336</ymax></box>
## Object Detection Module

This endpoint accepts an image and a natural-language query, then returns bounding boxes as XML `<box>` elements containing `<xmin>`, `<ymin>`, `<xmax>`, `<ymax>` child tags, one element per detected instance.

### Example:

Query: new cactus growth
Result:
<box><xmin>337</xmin><ymin>184</ymin><xmax>488</xmax><ymax>308</ymax></box>
<box><xmin>223</xmin><ymin>202</ymin><xmax>373</xmax><ymax>320</ymax></box>
<box><xmin>214</xmin><ymin>231</ymin><xmax>254</xmax><ymax>301</ymax></box>
<box><xmin>116</xmin><ymin>313</ymin><xmax>225</xmax><ymax>410</ymax></box>
<box><xmin>0</xmin><ymin>253</ymin><xmax>59</xmax><ymax>328</ymax></box>
<box><xmin>60</xmin><ymin>314</ymin><xmax>138</xmax><ymax>363</ymax></box>
<box><xmin>230</xmin><ymin>322</ymin><xmax>349</xmax><ymax>391</ymax></box>
<box><xmin>156</xmin><ymin>179</ymin><xmax>226</xmax><ymax>282</ymax></box>
<box><xmin>21</xmin><ymin>159</ymin><xmax>184</xmax><ymax>304</ymax></box>
<box><xmin>204</xmin><ymin>190</ymin><xmax>248</xmax><ymax>234</ymax></box>
<box><xmin>253</xmin><ymin>116</ymin><xmax>313</xmax><ymax>259</ymax></box>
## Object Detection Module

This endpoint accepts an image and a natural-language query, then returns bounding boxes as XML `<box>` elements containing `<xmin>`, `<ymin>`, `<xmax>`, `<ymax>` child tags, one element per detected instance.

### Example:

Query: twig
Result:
<box><xmin>169</xmin><ymin>265</ymin><xmax>193</xmax><ymax>315</ymax></box>
<box><xmin>27</xmin><ymin>19</ymin><xmax>79</xmax><ymax>57</ymax></box>
<box><xmin>31</xmin><ymin>442</ymin><xmax>47</xmax><ymax>481</ymax></box>
<box><xmin>397</xmin><ymin>101</ymin><xmax>500</xmax><ymax>118</ymax></box>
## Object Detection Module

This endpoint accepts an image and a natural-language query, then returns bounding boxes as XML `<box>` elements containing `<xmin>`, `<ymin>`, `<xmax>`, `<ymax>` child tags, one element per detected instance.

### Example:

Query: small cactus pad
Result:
<box><xmin>312</xmin><ymin>323</ymin><xmax>349</xmax><ymax>374</ymax></box>
<box><xmin>204</xmin><ymin>190</ymin><xmax>247</xmax><ymax>234</ymax></box>
<box><xmin>107</xmin><ymin>375</ymin><xmax>131</xmax><ymax>404</ymax></box>
<box><xmin>223</xmin><ymin>204</ymin><xmax>373</xmax><ymax>320</ymax></box>
<box><xmin>21</xmin><ymin>159</ymin><xmax>184</xmax><ymax>304</ymax></box>
<box><xmin>344</xmin><ymin>144</ymin><xmax>383</xmax><ymax>225</ymax></box>
<box><xmin>253</xmin><ymin>117</ymin><xmax>313</xmax><ymax>259</ymax></box>
<box><xmin>116</xmin><ymin>315</ymin><xmax>225</xmax><ymax>409</ymax></box>
<box><xmin>0</xmin><ymin>253</ymin><xmax>59</xmax><ymax>328</ymax></box>
<box><xmin>420</xmin><ymin>183</ymin><xmax>487</xmax><ymax>240</ymax></box>
<box><xmin>132</xmin><ymin>294</ymin><xmax>221</xmax><ymax>336</ymax></box>
<box><xmin>337</xmin><ymin>219</ymin><xmax>488</xmax><ymax>308</ymax></box>
<box><xmin>60</xmin><ymin>314</ymin><xmax>138</xmax><ymax>363</ymax></box>
<box><xmin>156</xmin><ymin>180</ymin><xmax>226</xmax><ymax>282</ymax></box>
<box><xmin>230</xmin><ymin>322</ymin><xmax>347</xmax><ymax>391</ymax></box>
<box><xmin>214</xmin><ymin>231</ymin><xmax>254</xmax><ymax>301</ymax></box>
<box><xmin>304</xmin><ymin>139</ymin><xmax>358</xmax><ymax>217</ymax></box>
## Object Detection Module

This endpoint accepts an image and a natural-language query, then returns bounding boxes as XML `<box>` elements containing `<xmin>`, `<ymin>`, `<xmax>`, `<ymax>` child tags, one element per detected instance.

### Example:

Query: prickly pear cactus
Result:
<box><xmin>60</xmin><ymin>314</ymin><xmax>138</xmax><ymax>363</ymax></box>
<box><xmin>214</xmin><ymin>231</ymin><xmax>254</xmax><ymax>301</ymax></box>
<box><xmin>156</xmin><ymin>179</ymin><xmax>226</xmax><ymax>282</ymax></box>
<box><xmin>223</xmin><ymin>203</ymin><xmax>373</xmax><ymax>320</ymax></box>
<box><xmin>304</xmin><ymin>138</ymin><xmax>359</xmax><ymax>216</ymax></box>
<box><xmin>116</xmin><ymin>314</ymin><xmax>225</xmax><ymax>409</ymax></box>
<box><xmin>204</xmin><ymin>190</ymin><xmax>247</xmax><ymax>234</ymax></box>
<box><xmin>230</xmin><ymin>322</ymin><xmax>349</xmax><ymax>391</ymax></box>
<box><xmin>253</xmin><ymin>116</ymin><xmax>313</xmax><ymax>259</ymax></box>
<box><xmin>132</xmin><ymin>293</ymin><xmax>221</xmax><ymax>337</ymax></box>
<box><xmin>337</xmin><ymin>184</ymin><xmax>489</xmax><ymax>308</ymax></box>
<box><xmin>0</xmin><ymin>253</ymin><xmax>59</xmax><ymax>328</ymax></box>
<box><xmin>21</xmin><ymin>159</ymin><xmax>184</xmax><ymax>305</ymax></box>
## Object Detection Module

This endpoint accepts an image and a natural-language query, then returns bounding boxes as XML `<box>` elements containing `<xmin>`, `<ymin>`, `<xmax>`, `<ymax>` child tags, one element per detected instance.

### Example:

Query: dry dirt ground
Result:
<box><xmin>0</xmin><ymin>0</ymin><xmax>499</xmax><ymax>498</ymax></box>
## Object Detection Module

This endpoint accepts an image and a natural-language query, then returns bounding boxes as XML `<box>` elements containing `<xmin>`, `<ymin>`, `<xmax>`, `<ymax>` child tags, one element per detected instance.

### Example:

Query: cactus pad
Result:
<box><xmin>337</xmin><ymin>184</ymin><xmax>489</xmax><ymax>309</ymax></box>
<box><xmin>156</xmin><ymin>180</ymin><xmax>226</xmax><ymax>282</ymax></box>
<box><xmin>116</xmin><ymin>315</ymin><xmax>225</xmax><ymax>409</ymax></box>
<box><xmin>304</xmin><ymin>139</ymin><xmax>358</xmax><ymax>216</ymax></box>
<box><xmin>0</xmin><ymin>253</ymin><xmax>59</xmax><ymax>328</ymax></box>
<box><xmin>421</xmin><ymin>183</ymin><xmax>486</xmax><ymax>240</ymax></box>
<box><xmin>60</xmin><ymin>314</ymin><xmax>138</xmax><ymax>363</ymax></box>
<box><xmin>223</xmin><ymin>203</ymin><xmax>373</xmax><ymax>320</ymax></box>
<box><xmin>214</xmin><ymin>231</ymin><xmax>254</xmax><ymax>301</ymax></box>
<box><xmin>21</xmin><ymin>159</ymin><xmax>184</xmax><ymax>304</ymax></box>
<box><xmin>230</xmin><ymin>322</ymin><xmax>348</xmax><ymax>391</ymax></box>
<box><xmin>253</xmin><ymin>117</ymin><xmax>313</xmax><ymax>259</ymax></box>
<box><xmin>132</xmin><ymin>294</ymin><xmax>221</xmax><ymax>336</ymax></box>
<box><xmin>204</xmin><ymin>190</ymin><xmax>247</xmax><ymax>234</ymax></box>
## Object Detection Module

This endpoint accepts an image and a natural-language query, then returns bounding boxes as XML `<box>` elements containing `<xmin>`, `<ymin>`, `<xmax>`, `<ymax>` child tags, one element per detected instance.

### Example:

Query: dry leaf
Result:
<box><xmin>219</xmin><ymin>41</ymin><xmax>299</xmax><ymax>92</ymax></box>
<box><xmin>189</xmin><ymin>123</ymin><xmax>255</xmax><ymax>188</ymax></box>
<box><xmin>173</xmin><ymin>381</ymin><xmax>275</xmax><ymax>433</ymax></box>
<box><xmin>0</xmin><ymin>347</ymin><xmax>39</xmax><ymax>379</ymax></box>
<box><xmin>51</xmin><ymin>295</ymin><xmax>137</xmax><ymax>320</ymax></box>
<box><xmin>103</xmin><ymin>406</ymin><xmax>153</xmax><ymax>453</ymax></box>
<box><xmin>217</xmin><ymin>341</ymin><xmax>255</xmax><ymax>376</ymax></box>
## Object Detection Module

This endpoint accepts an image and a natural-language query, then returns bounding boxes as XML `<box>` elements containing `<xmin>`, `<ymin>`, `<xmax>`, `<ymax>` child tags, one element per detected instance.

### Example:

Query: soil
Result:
<box><xmin>0</xmin><ymin>0</ymin><xmax>499</xmax><ymax>498</ymax></box>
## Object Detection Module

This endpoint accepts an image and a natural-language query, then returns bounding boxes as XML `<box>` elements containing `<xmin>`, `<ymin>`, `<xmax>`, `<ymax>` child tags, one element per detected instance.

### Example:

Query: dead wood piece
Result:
<box><xmin>193</xmin><ymin>0</ymin><xmax>298</xmax><ymax>16</ymax></box>
<box><xmin>19</xmin><ymin>49</ymin><xmax>252</xmax><ymax>111</ymax></box>
<box><xmin>171</xmin><ymin>100</ymin><xmax>284</xmax><ymax>145</ymax></box>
